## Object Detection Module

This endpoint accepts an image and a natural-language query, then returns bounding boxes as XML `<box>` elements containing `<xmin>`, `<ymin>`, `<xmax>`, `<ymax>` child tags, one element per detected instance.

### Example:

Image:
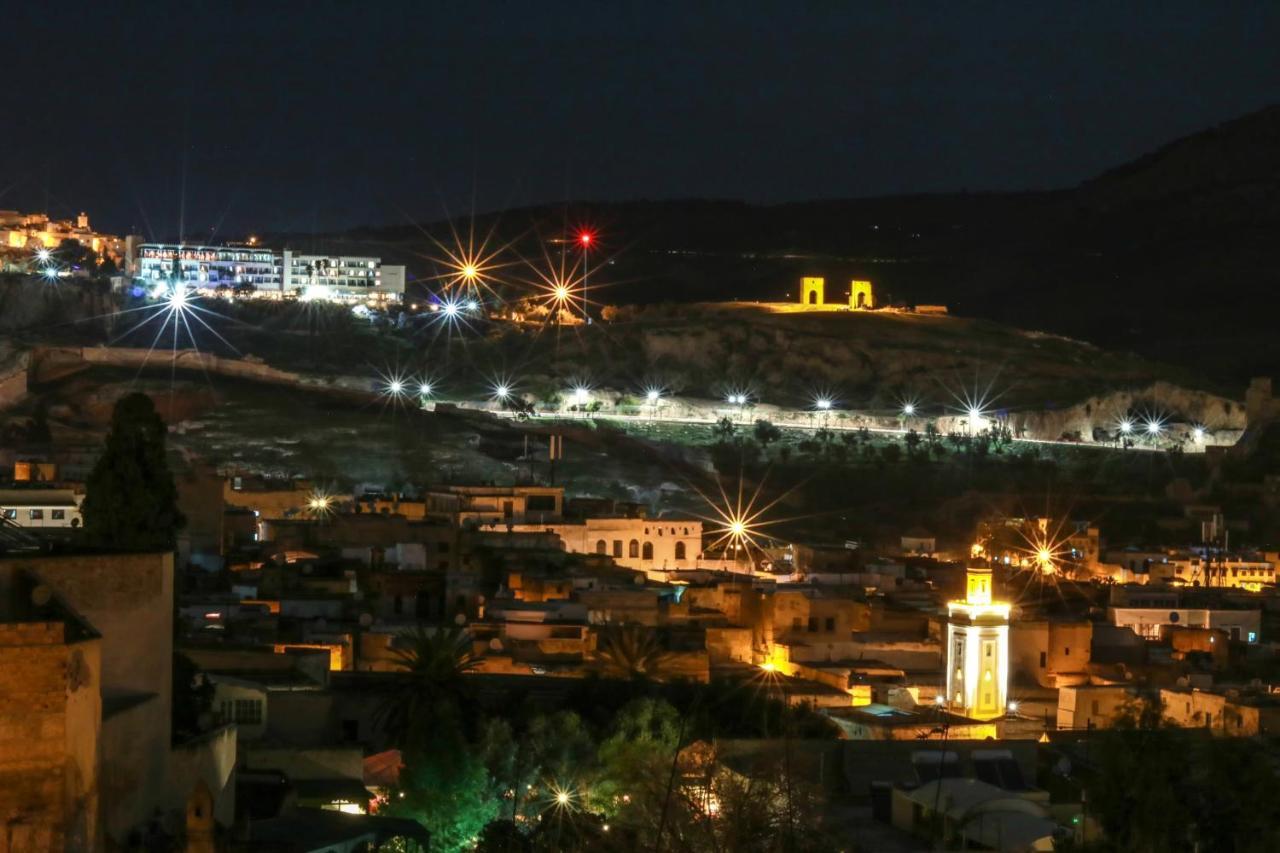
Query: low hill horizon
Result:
<box><xmin>239</xmin><ymin>104</ymin><xmax>1279</xmax><ymax>386</ymax></box>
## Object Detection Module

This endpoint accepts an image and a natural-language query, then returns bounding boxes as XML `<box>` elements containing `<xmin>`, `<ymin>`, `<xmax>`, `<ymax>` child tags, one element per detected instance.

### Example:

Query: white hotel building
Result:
<box><xmin>130</xmin><ymin>243</ymin><xmax>406</xmax><ymax>303</ymax></box>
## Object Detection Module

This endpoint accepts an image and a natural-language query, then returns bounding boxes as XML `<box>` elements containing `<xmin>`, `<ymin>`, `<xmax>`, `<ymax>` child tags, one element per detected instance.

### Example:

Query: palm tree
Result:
<box><xmin>377</xmin><ymin>623</ymin><xmax>479</xmax><ymax>746</ymax></box>
<box><xmin>595</xmin><ymin>625</ymin><xmax>673</xmax><ymax>681</ymax></box>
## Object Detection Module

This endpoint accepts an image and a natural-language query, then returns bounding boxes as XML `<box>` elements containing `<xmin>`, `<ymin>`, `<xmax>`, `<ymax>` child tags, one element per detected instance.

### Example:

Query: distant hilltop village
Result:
<box><xmin>0</xmin><ymin>210</ymin><xmax>125</xmax><ymax>262</ymax></box>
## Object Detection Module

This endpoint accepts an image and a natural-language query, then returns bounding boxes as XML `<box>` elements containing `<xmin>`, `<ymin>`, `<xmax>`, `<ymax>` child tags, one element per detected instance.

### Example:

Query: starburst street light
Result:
<box><xmin>695</xmin><ymin>474</ymin><xmax>797</xmax><ymax>572</ymax></box>
<box><xmin>1144</xmin><ymin>418</ymin><xmax>1163</xmax><ymax>436</ymax></box>
<box><xmin>305</xmin><ymin>489</ymin><xmax>336</xmax><ymax>519</ymax></box>
<box><xmin>646</xmin><ymin>389</ymin><xmax>661</xmax><ymax>403</ymax></box>
<box><xmin>421</xmin><ymin>212</ymin><xmax>517</xmax><ymax>302</ymax></box>
<box><xmin>418</xmin><ymin>381</ymin><xmax>434</xmax><ymax>397</ymax></box>
<box><xmin>1192</xmin><ymin>426</ymin><xmax>1205</xmax><ymax>442</ymax></box>
<box><xmin>35</xmin><ymin>248</ymin><xmax>51</xmax><ymax>263</ymax></box>
<box><xmin>815</xmin><ymin>398</ymin><xmax>832</xmax><ymax>411</ymax></box>
<box><xmin>902</xmin><ymin>402</ymin><xmax>916</xmax><ymax>416</ymax></box>
<box><xmin>1118</xmin><ymin>418</ymin><xmax>1133</xmax><ymax>435</ymax></box>
<box><xmin>489</xmin><ymin>376</ymin><xmax>518</xmax><ymax>404</ymax></box>
<box><xmin>41</xmin><ymin>266</ymin><xmax>60</xmax><ymax>281</ymax></box>
<box><xmin>948</xmin><ymin>378</ymin><xmax>1003</xmax><ymax>435</ymax></box>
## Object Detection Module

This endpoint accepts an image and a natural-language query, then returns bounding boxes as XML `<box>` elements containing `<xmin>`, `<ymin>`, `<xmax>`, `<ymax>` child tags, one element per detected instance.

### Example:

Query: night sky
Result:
<box><xmin>3</xmin><ymin>2</ymin><xmax>1277</xmax><ymax>239</ymax></box>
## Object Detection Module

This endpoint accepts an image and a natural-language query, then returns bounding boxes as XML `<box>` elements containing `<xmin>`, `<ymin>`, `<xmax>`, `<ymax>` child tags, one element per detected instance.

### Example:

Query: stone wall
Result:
<box><xmin>0</xmin><ymin>625</ymin><xmax>101</xmax><ymax>853</ymax></box>
<box><xmin>0</xmin><ymin>552</ymin><xmax>173</xmax><ymax>846</ymax></box>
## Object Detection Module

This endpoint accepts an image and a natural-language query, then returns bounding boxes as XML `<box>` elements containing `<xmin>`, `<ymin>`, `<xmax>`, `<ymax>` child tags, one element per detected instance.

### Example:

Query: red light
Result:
<box><xmin>578</xmin><ymin>231</ymin><xmax>593</xmax><ymax>246</ymax></box>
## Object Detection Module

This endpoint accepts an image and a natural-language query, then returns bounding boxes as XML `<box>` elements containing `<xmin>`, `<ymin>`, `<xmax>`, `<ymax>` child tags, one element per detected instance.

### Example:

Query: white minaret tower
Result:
<box><xmin>945</xmin><ymin>566</ymin><xmax>1010</xmax><ymax>720</ymax></box>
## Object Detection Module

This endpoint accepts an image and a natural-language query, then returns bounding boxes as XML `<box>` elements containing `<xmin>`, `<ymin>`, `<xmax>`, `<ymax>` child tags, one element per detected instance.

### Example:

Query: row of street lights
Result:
<box><xmin>377</xmin><ymin>370</ymin><xmax>1208</xmax><ymax>446</ymax></box>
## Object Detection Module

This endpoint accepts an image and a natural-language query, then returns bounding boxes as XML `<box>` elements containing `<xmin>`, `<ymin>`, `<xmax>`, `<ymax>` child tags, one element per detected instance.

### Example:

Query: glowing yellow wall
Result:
<box><xmin>801</xmin><ymin>277</ymin><xmax>824</xmax><ymax>305</ymax></box>
<box><xmin>850</xmin><ymin>280</ymin><xmax>874</xmax><ymax>309</ymax></box>
<box><xmin>966</xmin><ymin>567</ymin><xmax>993</xmax><ymax>605</ymax></box>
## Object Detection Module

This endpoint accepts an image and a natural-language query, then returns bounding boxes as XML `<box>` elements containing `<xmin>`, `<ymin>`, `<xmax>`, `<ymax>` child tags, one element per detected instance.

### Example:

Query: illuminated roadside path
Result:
<box><xmin>479</xmin><ymin>406</ymin><xmax>1173</xmax><ymax>454</ymax></box>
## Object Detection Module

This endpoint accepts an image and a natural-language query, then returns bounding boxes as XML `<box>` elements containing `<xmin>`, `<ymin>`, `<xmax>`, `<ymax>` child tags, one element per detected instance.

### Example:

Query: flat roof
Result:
<box><xmin>0</xmin><ymin>490</ymin><xmax>79</xmax><ymax>507</ymax></box>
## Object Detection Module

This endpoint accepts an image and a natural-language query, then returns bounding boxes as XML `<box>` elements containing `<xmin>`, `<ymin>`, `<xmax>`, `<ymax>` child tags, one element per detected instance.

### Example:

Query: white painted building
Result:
<box><xmin>132</xmin><ymin>244</ymin><xmax>283</xmax><ymax>290</ymax></box>
<box><xmin>508</xmin><ymin>517</ymin><xmax>704</xmax><ymax>573</ymax></box>
<box><xmin>283</xmin><ymin>251</ymin><xmax>405</xmax><ymax>302</ymax></box>
<box><xmin>0</xmin><ymin>489</ymin><xmax>83</xmax><ymax>528</ymax></box>
<box><xmin>1109</xmin><ymin>606</ymin><xmax>1262</xmax><ymax>643</ymax></box>
<box><xmin>129</xmin><ymin>243</ymin><xmax>406</xmax><ymax>302</ymax></box>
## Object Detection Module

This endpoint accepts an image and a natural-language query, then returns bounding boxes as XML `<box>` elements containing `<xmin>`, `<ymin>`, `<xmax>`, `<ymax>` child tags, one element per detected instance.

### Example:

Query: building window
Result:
<box><xmin>792</xmin><ymin>617</ymin><xmax>802</xmax><ymax>630</ymax></box>
<box><xmin>1039</xmin><ymin>652</ymin><xmax>1047</xmax><ymax>668</ymax></box>
<box><xmin>1091</xmin><ymin>700</ymin><xmax>1100</xmax><ymax>715</ymax></box>
<box><xmin>227</xmin><ymin>698</ymin><xmax>263</xmax><ymax>725</ymax></box>
<box><xmin>51</xmin><ymin>509</ymin><xmax>65</xmax><ymax>520</ymax></box>
<box><xmin>675</xmin><ymin>542</ymin><xmax>686</xmax><ymax>560</ymax></box>
<box><xmin>1</xmin><ymin>509</ymin><xmax>14</xmax><ymax>519</ymax></box>
<box><xmin>1063</xmin><ymin>647</ymin><xmax>1070</xmax><ymax>656</ymax></box>
<box><xmin>596</xmin><ymin>539</ymin><xmax>607</xmax><ymax>554</ymax></box>
<box><xmin>642</xmin><ymin>542</ymin><xmax>654</xmax><ymax>560</ymax></box>
<box><xmin>612</xmin><ymin>540</ymin><xmax>622</xmax><ymax>558</ymax></box>
<box><xmin>629</xmin><ymin>540</ymin><xmax>639</xmax><ymax>558</ymax></box>
<box><xmin>807</xmin><ymin>617</ymin><xmax>818</xmax><ymax>632</ymax></box>
<box><xmin>29</xmin><ymin>509</ymin><xmax>43</xmax><ymax>520</ymax></box>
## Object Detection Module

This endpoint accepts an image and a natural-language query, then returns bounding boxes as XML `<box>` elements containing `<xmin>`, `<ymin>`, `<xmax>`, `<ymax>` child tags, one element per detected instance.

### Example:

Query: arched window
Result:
<box><xmin>675</xmin><ymin>541</ymin><xmax>687</xmax><ymax>560</ymax></box>
<box><xmin>629</xmin><ymin>540</ymin><xmax>639</xmax><ymax>558</ymax></box>
<box><xmin>595</xmin><ymin>539</ymin><xmax>607</xmax><ymax>554</ymax></box>
<box><xmin>642</xmin><ymin>542</ymin><xmax>654</xmax><ymax>560</ymax></box>
<box><xmin>613</xmin><ymin>540</ymin><xmax>623</xmax><ymax>558</ymax></box>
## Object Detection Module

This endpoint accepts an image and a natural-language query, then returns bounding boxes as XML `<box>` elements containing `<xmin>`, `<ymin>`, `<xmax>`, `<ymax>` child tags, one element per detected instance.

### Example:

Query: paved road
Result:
<box><xmin>484</xmin><ymin>408</ymin><xmax>1171</xmax><ymax>454</ymax></box>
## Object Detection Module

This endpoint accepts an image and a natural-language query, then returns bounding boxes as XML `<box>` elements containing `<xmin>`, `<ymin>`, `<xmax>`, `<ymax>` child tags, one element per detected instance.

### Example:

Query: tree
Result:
<box><xmin>386</xmin><ymin>699</ymin><xmax>500</xmax><ymax>853</ymax></box>
<box><xmin>752</xmin><ymin>419</ymin><xmax>782</xmax><ymax>451</ymax></box>
<box><xmin>1081</xmin><ymin>697</ymin><xmax>1280</xmax><ymax>852</ymax></box>
<box><xmin>81</xmin><ymin>392</ymin><xmax>185</xmax><ymax>550</ymax></box>
<box><xmin>57</xmin><ymin>238</ymin><xmax>98</xmax><ymax>272</ymax></box>
<box><xmin>904</xmin><ymin>428</ymin><xmax>921</xmax><ymax>457</ymax></box>
<box><xmin>171</xmin><ymin>652</ymin><xmax>214</xmax><ymax>743</ymax></box>
<box><xmin>595</xmin><ymin>625</ymin><xmax>673</xmax><ymax>682</ymax></box>
<box><xmin>377</xmin><ymin>623</ymin><xmax>479</xmax><ymax>748</ymax></box>
<box><xmin>712</xmin><ymin>417</ymin><xmax>736</xmax><ymax>441</ymax></box>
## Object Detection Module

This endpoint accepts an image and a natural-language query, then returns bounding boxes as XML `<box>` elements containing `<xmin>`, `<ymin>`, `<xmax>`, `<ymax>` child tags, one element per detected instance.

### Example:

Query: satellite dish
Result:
<box><xmin>489</xmin><ymin>638</ymin><xmax>504</xmax><ymax>651</ymax></box>
<box><xmin>30</xmin><ymin>585</ymin><xmax>52</xmax><ymax>607</ymax></box>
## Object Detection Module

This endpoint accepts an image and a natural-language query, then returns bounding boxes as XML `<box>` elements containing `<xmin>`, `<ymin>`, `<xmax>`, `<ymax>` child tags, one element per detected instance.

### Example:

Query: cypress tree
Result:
<box><xmin>82</xmin><ymin>392</ymin><xmax>185</xmax><ymax>550</ymax></box>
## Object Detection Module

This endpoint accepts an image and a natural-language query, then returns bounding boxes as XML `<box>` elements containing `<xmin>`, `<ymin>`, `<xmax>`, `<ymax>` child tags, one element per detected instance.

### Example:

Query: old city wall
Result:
<box><xmin>0</xmin><ymin>624</ymin><xmax>101</xmax><ymax>853</ymax></box>
<box><xmin>0</xmin><ymin>552</ymin><xmax>174</xmax><ymax>846</ymax></box>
